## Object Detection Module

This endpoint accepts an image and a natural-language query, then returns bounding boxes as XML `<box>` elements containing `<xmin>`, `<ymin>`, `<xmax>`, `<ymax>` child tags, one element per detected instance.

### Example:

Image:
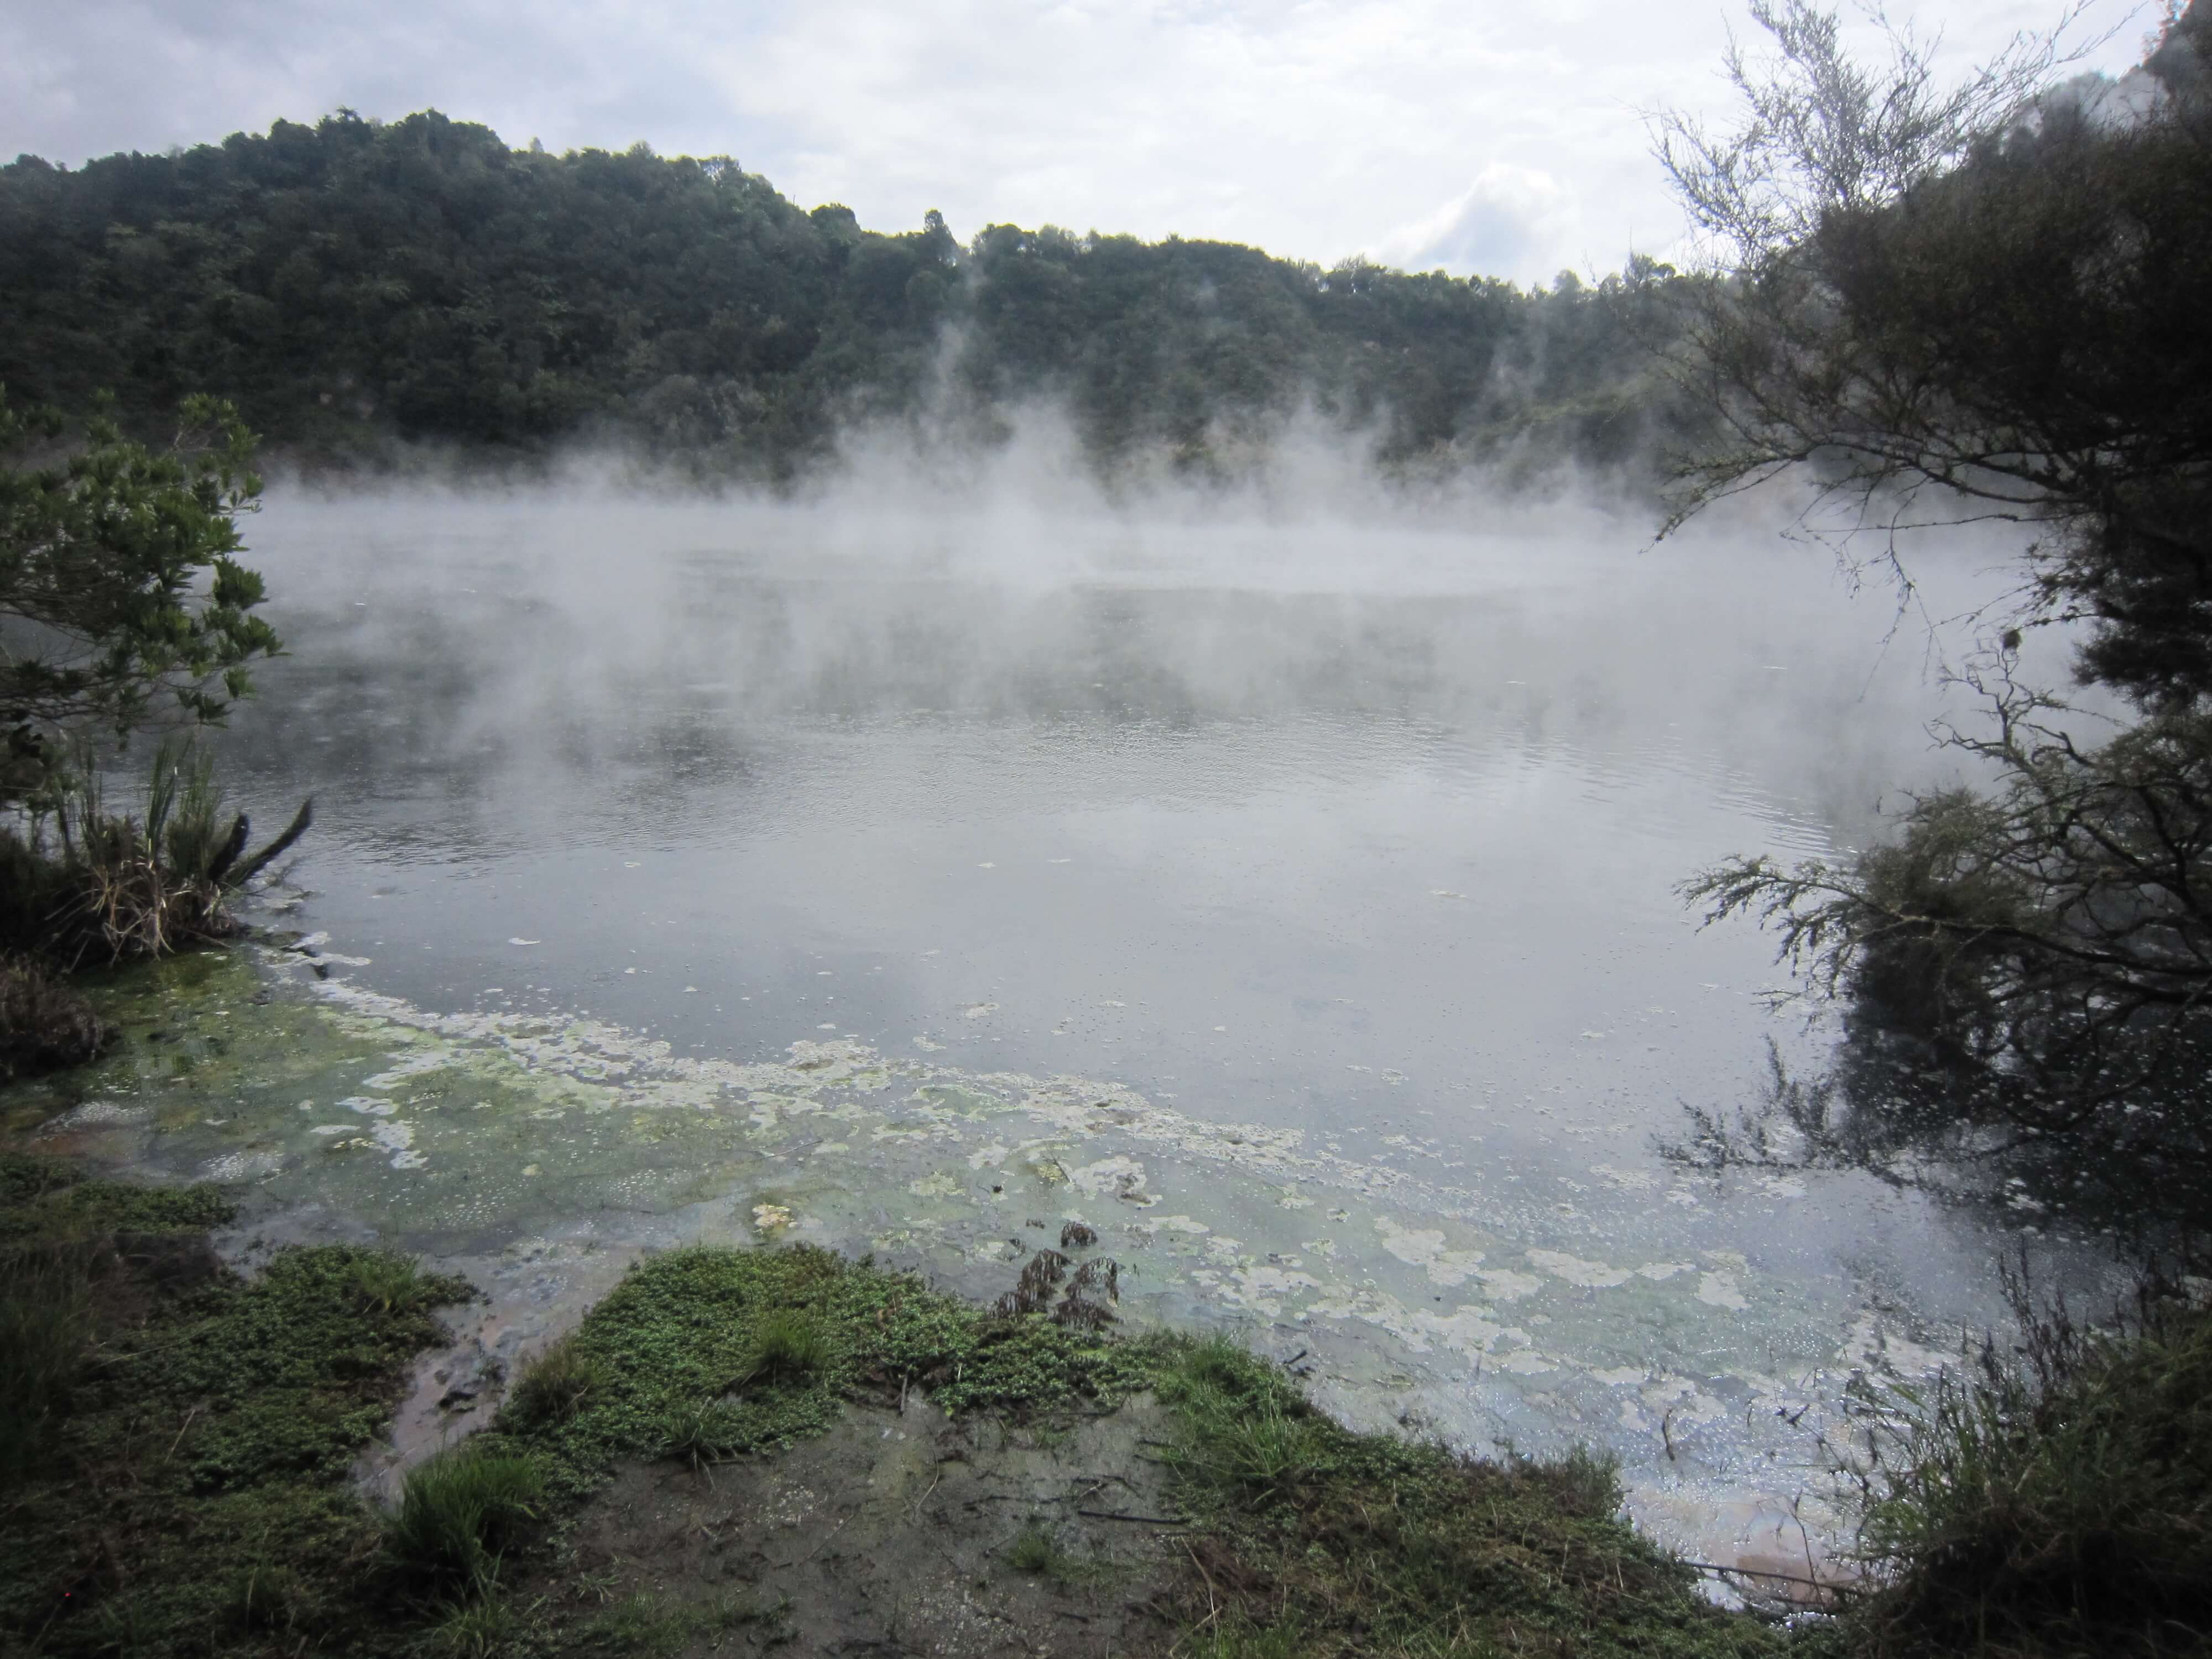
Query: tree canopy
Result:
<box><xmin>0</xmin><ymin>111</ymin><xmax>1700</xmax><ymax>481</ymax></box>
<box><xmin>1665</xmin><ymin>0</ymin><xmax>2212</xmax><ymax>1230</ymax></box>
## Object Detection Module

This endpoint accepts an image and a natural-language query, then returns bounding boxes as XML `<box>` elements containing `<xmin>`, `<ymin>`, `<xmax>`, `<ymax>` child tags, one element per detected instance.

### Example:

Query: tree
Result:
<box><xmin>1658</xmin><ymin>2</ymin><xmax>2212</xmax><ymax>1228</ymax></box>
<box><xmin>1</xmin><ymin>390</ymin><xmax>281</xmax><ymax>808</ymax></box>
<box><xmin>1652</xmin><ymin>0</ymin><xmax>2212</xmax><ymax>706</ymax></box>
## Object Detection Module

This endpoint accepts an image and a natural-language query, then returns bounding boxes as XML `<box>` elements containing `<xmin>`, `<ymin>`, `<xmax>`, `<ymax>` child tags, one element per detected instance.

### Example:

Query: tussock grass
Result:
<box><xmin>0</xmin><ymin>1242</ymin><xmax>92</xmax><ymax>1478</ymax></box>
<box><xmin>387</xmin><ymin>1444</ymin><xmax>546</xmax><ymax>1593</ymax></box>
<box><xmin>660</xmin><ymin>1399</ymin><xmax>745</xmax><ymax>1469</ymax></box>
<box><xmin>1</xmin><ymin>739</ymin><xmax>311</xmax><ymax>971</ymax></box>
<box><xmin>1006</xmin><ymin>1526</ymin><xmax>1062</xmax><ymax>1575</ymax></box>
<box><xmin>229</xmin><ymin>1558</ymin><xmax>305</xmax><ymax>1633</ymax></box>
<box><xmin>734</xmin><ymin>1308</ymin><xmax>834</xmax><ymax>1386</ymax></box>
<box><xmin>343</xmin><ymin>1250</ymin><xmax>431</xmax><ymax>1314</ymax></box>
<box><xmin>507</xmin><ymin>1331</ymin><xmax>611</xmax><ymax>1427</ymax></box>
<box><xmin>1838</xmin><ymin>1275</ymin><xmax>2212</xmax><ymax>1658</ymax></box>
<box><xmin>430</xmin><ymin>1590</ymin><xmax>519</xmax><ymax>1657</ymax></box>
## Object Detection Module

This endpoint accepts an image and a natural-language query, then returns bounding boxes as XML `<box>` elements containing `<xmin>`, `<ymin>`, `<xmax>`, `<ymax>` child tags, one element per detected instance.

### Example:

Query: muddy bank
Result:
<box><xmin>545</xmin><ymin>1396</ymin><xmax>1186</xmax><ymax>1658</ymax></box>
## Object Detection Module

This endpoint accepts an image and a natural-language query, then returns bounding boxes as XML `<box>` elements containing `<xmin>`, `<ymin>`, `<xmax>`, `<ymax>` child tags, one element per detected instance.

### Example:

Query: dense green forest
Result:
<box><xmin>0</xmin><ymin>111</ymin><xmax>1694</xmax><ymax>479</ymax></box>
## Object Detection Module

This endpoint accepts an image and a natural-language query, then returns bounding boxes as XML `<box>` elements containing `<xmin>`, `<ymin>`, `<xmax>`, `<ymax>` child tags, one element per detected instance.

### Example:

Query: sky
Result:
<box><xmin>0</xmin><ymin>0</ymin><xmax>2154</xmax><ymax>286</ymax></box>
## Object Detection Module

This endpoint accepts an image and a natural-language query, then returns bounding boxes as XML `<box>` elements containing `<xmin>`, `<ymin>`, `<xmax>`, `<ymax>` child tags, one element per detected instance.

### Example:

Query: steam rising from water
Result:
<box><xmin>159</xmin><ymin>443</ymin><xmax>2105</xmax><ymax>1568</ymax></box>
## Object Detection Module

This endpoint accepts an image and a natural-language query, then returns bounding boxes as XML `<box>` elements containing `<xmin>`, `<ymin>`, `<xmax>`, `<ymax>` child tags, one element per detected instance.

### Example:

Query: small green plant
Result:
<box><xmin>734</xmin><ymin>1309</ymin><xmax>833</xmax><ymax>1387</ymax></box>
<box><xmin>229</xmin><ymin>1558</ymin><xmax>302</xmax><ymax>1632</ymax></box>
<box><xmin>344</xmin><ymin>1250</ymin><xmax>427</xmax><ymax>1314</ymax></box>
<box><xmin>1545</xmin><ymin>1442</ymin><xmax>1624</xmax><ymax>1517</ymax></box>
<box><xmin>505</xmin><ymin>1331</ymin><xmax>609</xmax><ymax>1425</ymax></box>
<box><xmin>1188</xmin><ymin>1615</ymin><xmax>1306</xmax><ymax>1659</ymax></box>
<box><xmin>387</xmin><ymin>1443</ymin><xmax>545</xmax><ymax>1592</ymax></box>
<box><xmin>573</xmin><ymin>1589</ymin><xmax>761</xmax><ymax>1655</ymax></box>
<box><xmin>661</xmin><ymin>1399</ymin><xmax>746</xmax><ymax>1469</ymax></box>
<box><xmin>1006</xmin><ymin>1526</ymin><xmax>1061</xmax><ymax>1575</ymax></box>
<box><xmin>432</xmin><ymin>1590</ymin><xmax>519</xmax><ymax>1657</ymax></box>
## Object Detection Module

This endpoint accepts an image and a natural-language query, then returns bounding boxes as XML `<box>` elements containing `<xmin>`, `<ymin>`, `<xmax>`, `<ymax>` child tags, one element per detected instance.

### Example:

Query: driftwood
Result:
<box><xmin>203</xmin><ymin>812</ymin><xmax>251</xmax><ymax>886</ymax></box>
<box><xmin>225</xmin><ymin>797</ymin><xmax>313</xmax><ymax>889</ymax></box>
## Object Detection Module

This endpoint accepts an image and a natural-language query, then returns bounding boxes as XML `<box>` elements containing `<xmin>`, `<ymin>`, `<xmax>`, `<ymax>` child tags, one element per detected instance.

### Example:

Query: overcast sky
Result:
<box><xmin>0</xmin><ymin>0</ymin><xmax>2151</xmax><ymax>286</ymax></box>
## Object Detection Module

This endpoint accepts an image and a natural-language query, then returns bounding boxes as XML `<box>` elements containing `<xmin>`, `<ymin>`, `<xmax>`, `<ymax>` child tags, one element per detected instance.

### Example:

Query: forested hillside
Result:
<box><xmin>0</xmin><ymin>111</ymin><xmax>1697</xmax><ymax>478</ymax></box>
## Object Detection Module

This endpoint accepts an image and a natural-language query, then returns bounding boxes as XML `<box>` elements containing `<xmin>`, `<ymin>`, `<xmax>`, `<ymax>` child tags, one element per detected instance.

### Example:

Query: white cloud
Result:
<box><xmin>1371</xmin><ymin>163</ymin><xmax>1578</xmax><ymax>284</ymax></box>
<box><xmin>0</xmin><ymin>0</ymin><xmax>2152</xmax><ymax>286</ymax></box>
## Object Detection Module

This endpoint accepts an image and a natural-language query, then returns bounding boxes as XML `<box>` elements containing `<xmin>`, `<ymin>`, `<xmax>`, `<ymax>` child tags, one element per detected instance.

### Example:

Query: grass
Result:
<box><xmin>345</xmin><ymin>1249</ymin><xmax>436</xmax><ymax>1314</ymax></box>
<box><xmin>507</xmin><ymin>1330</ymin><xmax>611</xmax><ymax>1426</ymax></box>
<box><xmin>1003</xmin><ymin>1524</ymin><xmax>1109</xmax><ymax>1588</ymax></box>
<box><xmin>0</xmin><ymin>1240</ymin><xmax>92</xmax><ymax>1477</ymax></box>
<box><xmin>1149</xmin><ymin>1335</ymin><xmax>1781</xmax><ymax>1659</ymax></box>
<box><xmin>566</xmin><ymin>1589</ymin><xmax>763</xmax><ymax>1655</ymax></box>
<box><xmin>0</xmin><ymin>1153</ymin><xmax>475</xmax><ymax>1659</ymax></box>
<box><xmin>0</xmin><ymin>1149</ymin><xmax>237</xmax><ymax>1240</ymax></box>
<box><xmin>18</xmin><ymin>1156</ymin><xmax>2190</xmax><ymax>1659</ymax></box>
<box><xmin>1831</xmin><ymin>1273</ymin><xmax>2212</xmax><ymax>1658</ymax></box>
<box><xmin>387</xmin><ymin>1443</ymin><xmax>547</xmax><ymax>1594</ymax></box>
<box><xmin>660</xmin><ymin>1399</ymin><xmax>747</xmax><ymax>1469</ymax></box>
<box><xmin>431</xmin><ymin>1591</ymin><xmax>520</xmax><ymax>1657</ymax></box>
<box><xmin>493</xmin><ymin>1243</ymin><xmax>1154</xmax><ymax>1484</ymax></box>
<box><xmin>733</xmin><ymin>1307</ymin><xmax>834</xmax><ymax>1386</ymax></box>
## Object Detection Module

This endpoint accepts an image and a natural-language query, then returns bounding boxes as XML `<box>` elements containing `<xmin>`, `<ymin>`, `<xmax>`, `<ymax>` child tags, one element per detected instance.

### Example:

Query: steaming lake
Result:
<box><xmin>25</xmin><ymin>488</ymin><xmax>2111</xmax><ymax>1571</ymax></box>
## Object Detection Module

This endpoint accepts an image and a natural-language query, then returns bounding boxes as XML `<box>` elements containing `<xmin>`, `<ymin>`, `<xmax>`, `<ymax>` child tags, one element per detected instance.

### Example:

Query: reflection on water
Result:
<box><xmin>32</xmin><ymin>491</ymin><xmax>2121</xmax><ymax>1564</ymax></box>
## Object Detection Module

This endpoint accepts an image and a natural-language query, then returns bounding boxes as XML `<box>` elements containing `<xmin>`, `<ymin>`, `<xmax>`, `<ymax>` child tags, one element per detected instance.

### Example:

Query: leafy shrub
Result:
<box><xmin>0</xmin><ymin>952</ymin><xmax>107</xmax><ymax>1080</ymax></box>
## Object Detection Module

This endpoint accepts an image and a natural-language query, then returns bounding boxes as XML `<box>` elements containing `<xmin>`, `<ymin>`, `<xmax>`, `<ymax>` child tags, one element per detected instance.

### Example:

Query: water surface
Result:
<box><xmin>23</xmin><ymin>490</ymin><xmax>2112</xmax><ymax>1568</ymax></box>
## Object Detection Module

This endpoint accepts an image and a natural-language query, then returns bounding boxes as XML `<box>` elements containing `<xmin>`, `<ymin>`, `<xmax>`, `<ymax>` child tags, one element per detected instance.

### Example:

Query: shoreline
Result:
<box><xmin>1</xmin><ymin>940</ymin><xmax>2009</xmax><ymax>1582</ymax></box>
<box><xmin>0</xmin><ymin>1142</ymin><xmax>1808</xmax><ymax>1658</ymax></box>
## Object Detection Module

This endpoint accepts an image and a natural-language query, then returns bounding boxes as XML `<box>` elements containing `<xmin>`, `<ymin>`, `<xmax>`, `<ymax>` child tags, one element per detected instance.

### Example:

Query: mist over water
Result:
<box><xmin>222</xmin><ymin>471</ymin><xmax>2033</xmax><ymax>1113</ymax></box>
<box><xmin>164</xmin><ymin>460</ymin><xmax>2103</xmax><ymax>1559</ymax></box>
